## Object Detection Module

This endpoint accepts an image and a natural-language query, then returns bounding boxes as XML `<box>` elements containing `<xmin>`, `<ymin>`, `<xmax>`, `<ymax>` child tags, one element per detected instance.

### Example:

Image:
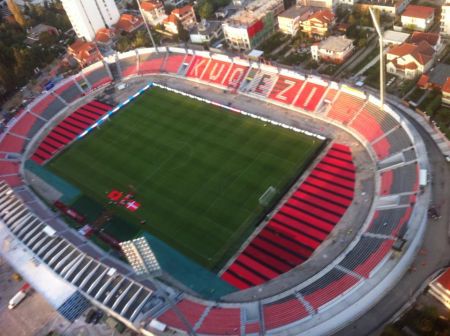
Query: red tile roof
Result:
<box><xmin>409</xmin><ymin>32</ymin><xmax>439</xmax><ymax>47</ymax></box>
<box><xmin>437</xmin><ymin>268</ymin><xmax>450</xmax><ymax>289</ymax></box>
<box><xmin>309</xmin><ymin>9</ymin><xmax>335</xmax><ymax>24</ymax></box>
<box><xmin>115</xmin><ymin>14</ymin><xmax>143</xmax><ymax>33</ymax></box>
<box><xmin>141</xmin><ymin>0</ymin><xmax>163</xmax><ymax>11</ymax></box>
<box><xmin>172</xmin><ymin>5</ymin><xmax>193</xmax><ymax>16</ymax></box>
<box><xmin>402</xmin><ymin>5</ymin><xmax>435</xmax><ymax>19</ymax></box>
<box><xmin>164</xmin><ymin>13</ymin><xmax>178</xmax><ymax>24</ymax></box>
<box><xmin>95</xmin><ymin>28</ymin><xmax>115</xmax><ymax>43</ymax></box>
<box><xmin>443</xmin><ymin>77</ymin><xmax>450</xmax><ymax>94</ymax></box>
<box><xmin>68</xmin><ymin>40</ymin><xmax>101</xmax><ymax>66</ymax></box>
<box><xmin>388</xmin><ymin>41</ymin><xmax>434</xmax><ymax>65</ymax></box>
<box><xmin>417</xmin><ymin>74</ymin><xmax>429</xmax><ymax>88</ymax></box>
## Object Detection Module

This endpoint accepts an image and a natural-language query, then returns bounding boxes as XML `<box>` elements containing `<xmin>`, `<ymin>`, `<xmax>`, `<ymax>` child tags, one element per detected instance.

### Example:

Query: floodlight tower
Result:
<box><xmin>120</xmin><ymin>237</ymin><xmax>196</xmax><ymax>335</ymax></box>
<box><xmin>136</xmin><ymin>0</ymin><xmax>159</xmax><ymax>52</ymax></box>
<box><xmin>369</xmin><ymin>7</ymin><xmax>385</xmax><ymax>111</ymax></box>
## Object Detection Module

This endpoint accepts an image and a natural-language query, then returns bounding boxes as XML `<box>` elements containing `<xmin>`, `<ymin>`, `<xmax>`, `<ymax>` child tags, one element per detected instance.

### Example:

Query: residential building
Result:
<box><xmin>95</xmin><ymin>28</ymin><xmax>115</xmax><ymax>47</ymax></box>
<box><xmin>401</xmin><ymin>5</ymin><xmax>435</xmax><ymax>31</ymax></box>
<box><xmin>386</xmin><ymin>41</ymin><xmax>435</xmax><ymax>79</ymax></box>
<box><xmin>278</xmin><ymin>6</ymin><xmax>315</xmax><ymax>36</ymax></box>
<box><xmin>164</xmin><ymin>5</ymin><xmax>197</xmax><ymax>34</ymax></box>
<box><xmin>442</xmin><ymin>78</ymin><xmax>450</xmax><ymax>105</ymax></box>
<box><xmin>383</xmin><ymin>30</ymin><xmax>410</xmax><ymax>46</ymax></box>
<box><xmin>115</xmin><ymin>14</ymin><xmax>144</xmax><ymax>33</ymax></box>
<box><xmin>417</xmin><ymin>64</ymin><xmax>450</xmax><ymax>90</ymax></box>
<box><xmin>311</xmin><ymin>35</ymin><xmax>354</xmax><ymax>63</ymax></box>
<box><xmin>26</xmin><ymin>23</ymin><xmax>58</xmax><ymax>45</ymax></box>
<box><xmin>172</xmin><ymin>5</ymin><xmax>197</xmax><ymax>29</ymax></box>
<box><xmin>301</xmin><ymin>9</ymin><xmax>335</xmax><ymax>37</ymax></box>
<box><xmin>61</xmin><ymin>0</ymin><xmax>120</xmax><ymax>41</ymax></box>
<box><xmin>67</xmin><ymin>39</ymin><xmax>102</xmax><ymax>67</ymax></box>
<box><xmin>408</xmin><ymin>31</ymin><xmax>442</xmax><ymax>53</ymax></box>
<box><xmin>298</xmin><ymin>0</ymin><xmax>337</xmax><ymax>10</ymax></box>
<box><xmin>357</xmin><ymin>0</ymin><xmax>411</xmax><ymax>16</ymax></box>
<box><xmin>222</xmin><ymin>0</ymin><xmax>285</xmax><ymax>50</ymax></box>
<box><xmin>140</xmin><ymin>0</ymin><xmax>167</xmax><ymax>26</ymax></box>
<box><xmin>441</xmin><ymin>0</ymin><xmax>450</xmax><ymax>36</ymax></box>
<box><xmin>429</xmin><ymin>268</ymin><xmax>450</xmax><ymax>308</ymax></box>
<box><xmin>190</xmin><ymin>20</ymin><xmax>222</xmax><ymax>44</ymax></box>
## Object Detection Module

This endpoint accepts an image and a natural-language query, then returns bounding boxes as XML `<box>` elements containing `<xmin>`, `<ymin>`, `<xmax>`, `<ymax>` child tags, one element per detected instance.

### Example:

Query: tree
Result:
<box><xmin>6</xmin><ymin>0</ymin><xmax>26</xmax><ymax>27</ymax></box>
<box><xmin>176</xmin><ymin>19</ymin><xmax>190</xmax><ymax>42</ymax></box>
<box><xmin>199</xmin><ymin>2</ymin><xmax>214</xmax><ymax>19</ymax></box>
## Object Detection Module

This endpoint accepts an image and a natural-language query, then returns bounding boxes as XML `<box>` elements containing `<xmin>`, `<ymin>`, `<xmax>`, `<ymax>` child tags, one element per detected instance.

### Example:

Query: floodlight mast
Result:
<box><xmin>369</xmin><ymin>7</ymin><xmax>385</xmax><ymax>111</ymax></box>
<box><xmin>136</xmin><ymin>0</ymin><xmax>158</xmax><ymax>52</ymax></box>
<box><xmin>120</xmin><ymin>238</ymin><xmax>197</xmax><ymax>335</ymax></box>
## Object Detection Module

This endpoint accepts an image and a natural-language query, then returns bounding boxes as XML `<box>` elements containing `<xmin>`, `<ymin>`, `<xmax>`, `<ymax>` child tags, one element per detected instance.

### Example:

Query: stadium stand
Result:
<box><xmin>8</xmin><ymin>112</ymin><xmax>45</xmax><ymax>140</ymax></box>
<box><xmin>221</xmin><ymin>144</ymin><xmax>356</xmax><ymax>289</ymax></box>
<box><xmin>199</xmin><ymin>58</ymin><xmax>233</xmax><ymax>86</ymax></box>
<box><xmin>222</xmin><ymin>62</ymin><xmax>249</xmax><ymax>89</ymax></box>
<box><xmin>186</xmin><ymin>56</ymin><xmax>211</xmax><ymax>79</ymax></box>
<box><xmin>138</xmin><ymin>52</ymin><xmax>165</xmax><ymax>74</ymax></box>
<box><xmin>196</xmin><ymin>307</ymin><xmax>241</xmax><ymax>335</ymax></box>
<box><xmin>263</xmin><ymin>296</ymin><xmax>309</xmax><ymax>330</ymax></box>
<box><xmin>367</xmin><ymin>207</ymin><xmax>413</xmax><ymax>236</ymax></box>
<box><xmin>299</xmin><ymin>268</ymin><xmax>360</xmax><ymax>311</ymax></box>
<box><xmin>29</xmin><ymin>94</ymin><xmax>66</xmax><ymax>121</ymax></box>
<box><xmin>246</xmin><ymin>71</ymin><xmax>279</xmax><ymax>97</ymax></box>
<box><xmin>372</xmin><ymin>136</ymin><xmax>392</xmax><ymax>160</ymax></box>
<box><xmin>294</xmin><ymin>81</ymin><xmax>327</xmax><ymax>112</ymax></box>
<box><xmin>53</xmin><ymin>79</ymin><xmax>84</xmax><ymax>104</ymax></box>
<box><xmin>158</xmin><ymin>299</ymin><xmax>206</xmax><ymax>332</ymax></box>
<box><xmin>119</xmin><ymin>54</ymin><xmax>138</xmax><ymax>78</ymax></box>
<box><xmin>349</xmin><ymin>103</ymin><xmax>387</xmax><ymax>142</ymax></box>
<box><xmin>268</xmin><ymin>76</ymin><xmax>304</xmax><ymax>105</ymax></box>
<box><xmin>31</xmin><ymin>101</ymin><xmax>112</xmax><ymax>164</ymax></box>
<box><xmin>339</xmin><ymin>236</ymin><xmax>394</xmax><ymax>278</ymax></box>
<box><xmin>161</xmin><ymin>53</ymin><xmax>187</xmax><ymax>74</ymax></box>
<box><xmin>82</xmin><ymin>62</ymin><xmax>112</xmax><ymax>90</ymax></box>
<box><xmin>0</xmin><ymin>182</ymin><xmax>156</xmax><ymax>323</ymax></box>
<box><xmin>327</xmin><ymin>92</ymin><xmax>365</xmax><ymax>124</ymax></box>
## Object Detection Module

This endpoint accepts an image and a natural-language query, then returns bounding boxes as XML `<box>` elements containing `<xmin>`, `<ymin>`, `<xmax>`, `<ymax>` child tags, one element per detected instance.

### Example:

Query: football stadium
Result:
<box><xmin>0</xmin><ymin>47</ymin><xmax>430</xmax><ymax>335</ymax></box>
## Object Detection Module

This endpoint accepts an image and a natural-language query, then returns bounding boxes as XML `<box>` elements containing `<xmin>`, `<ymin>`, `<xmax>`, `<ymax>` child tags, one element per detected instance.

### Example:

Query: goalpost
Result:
<box><xmin>259</xmin><ymin>186</ymin><xmax>277</xmax><ymax>207</ymax></box>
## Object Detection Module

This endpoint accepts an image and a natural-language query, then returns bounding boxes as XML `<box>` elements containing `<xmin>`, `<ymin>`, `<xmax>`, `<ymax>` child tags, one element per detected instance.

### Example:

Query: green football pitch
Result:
<box><xmin>47</xmin><ymin>87</ymin><xmax>324</xmax><ymax>269</ymax></box>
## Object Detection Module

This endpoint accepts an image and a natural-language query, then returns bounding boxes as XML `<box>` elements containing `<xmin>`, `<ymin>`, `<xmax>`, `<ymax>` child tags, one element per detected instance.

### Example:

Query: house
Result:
<box><xmin>278</xmin><ymin>6</ymin><xmax>314</xmax><ymax>36</ymax></box>
<box><xmin>222</xmin><ymin>0</ymin><xmax>285</xmax><ymax>50</ymax></box>
<box><xmin>298</xmin><ymin>0</ymin><xmax>337</xmax><ymax>10</ymax></box>
<box><xmin>67</xmin><ymin>39</ymin><xmax>102</xmax><ymax>67</ymax></box>
<box><xmin>140</xmin><ymin>0</ymin><xmax>167</xmax><ymax>26</ymax></box>
<box><xmin>164</xmin><ymin>5</ymin><xmax>197</xmax><ymax>35</ymax></box>
<box><xmin>172</xmin><ymin>5</ymin><xmax>197</xmax><ymax>30</ymax></box>
<box><xmin>301</xmin><ymin>9</ymin><xmax>335</xmax><ymax>37</ymax></box>
<box><xmin>95</xmin><ymin>27</ymin><xmax>115</xmax><ymax>47</ymax></box>
<box><xmin>386</xmin><ymin>41</ymin><xmax>435</xmax><ymax>79</ymax></box>
<box><xmin>442</xmin><ymin>78</ymin><xmax>450</xmax><ymax>105</ymax></box>
<box><xmin>441</xmin><ymin>0</ymin><xmax>450</xmax><ymax>36</ymax></box>
<box><xmin>26</xmin><ymin>24</ymin><xmax>59</xmax><ymax>45</ymax></box>
<box><xmin>115</xmin><ymin>14</ymin><xmax>144</xmax><ymax>33</ymax></box>
<box><xmin>383</xmin><ymin>30</ymin><xmax>410</xmax><ymax>46</ymax></box>
<box><xmin>357</xmin><ymin>0</ymin><xmax>412</xmax><ymax>17</ymax></box>
<box><xmin>408</xmin><ymin>31</ymin><xmax>442</xmax><ymax>53</ymax></box>
<box><xmin>417</xmin><ymin>64</ymin><xmax>450</xmax><ymax>90</ymax></box>
<box><xmin>190</xmin><ymin>20</ymin><xmax>222</xmax><ymax>44</ymax></box>
<box><xmin>401</xmin><ymin>5</ymin><xmax>435</xmax><ymax>31</ymax></box>
<box><xmin>311</xmin><ymin>35</ymin><xmax>354</xmax><ymax>63</ymax></box>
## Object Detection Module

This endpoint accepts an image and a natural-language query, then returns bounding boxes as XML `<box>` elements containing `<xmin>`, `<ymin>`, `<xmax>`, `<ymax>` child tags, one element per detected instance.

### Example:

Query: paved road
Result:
<box><xmin>333</xmin><ymin>105</ymin><xmax>450</xmax><ymax>336</ymax></box>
